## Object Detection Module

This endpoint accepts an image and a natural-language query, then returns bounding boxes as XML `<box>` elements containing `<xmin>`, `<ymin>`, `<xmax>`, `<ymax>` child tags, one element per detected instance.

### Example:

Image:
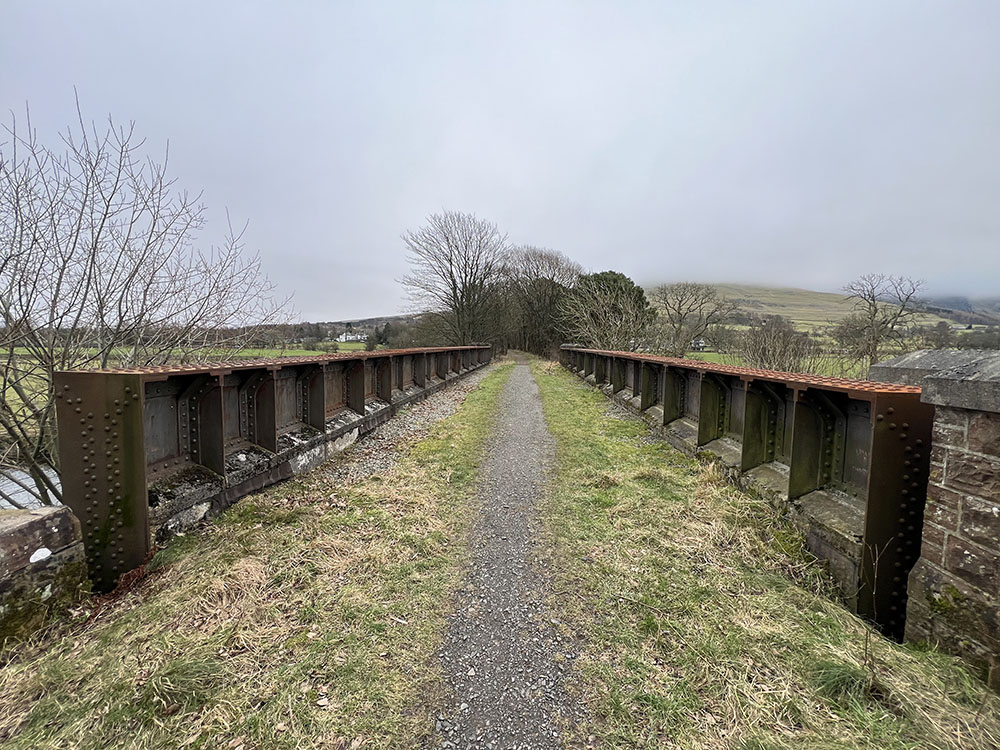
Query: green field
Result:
<box><xmin>228</xmin><ymin>341</ymin><xmax>369</xmax><ymax>358</ymax></box>
<box><xmin>647</xmin><ymin>283</ymin><xmax>957</xmax><ymax>333</ymax></box>
<box><xmin>685</xmin><ymin>351</ymin><xmax>866</xmax><ymax>378</ymax></box>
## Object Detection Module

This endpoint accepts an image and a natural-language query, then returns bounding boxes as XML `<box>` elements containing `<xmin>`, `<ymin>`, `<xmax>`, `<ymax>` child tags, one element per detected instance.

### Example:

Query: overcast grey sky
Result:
<box><xmin>3</xmin><ymin>1</ymin><xmax>999</xmax><ymax>320</ymax></box>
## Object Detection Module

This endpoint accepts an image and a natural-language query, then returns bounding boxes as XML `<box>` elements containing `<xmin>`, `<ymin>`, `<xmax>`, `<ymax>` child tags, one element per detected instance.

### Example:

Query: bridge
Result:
<box><xmin>0</xmin><ymin>346</ymin><xmax>997</xmax><ymax>748</ymax></box>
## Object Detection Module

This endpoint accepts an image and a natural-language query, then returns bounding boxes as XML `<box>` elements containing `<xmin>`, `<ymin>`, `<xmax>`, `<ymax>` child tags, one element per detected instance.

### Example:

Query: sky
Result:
<box><xmin>3</xmin><ymin>1</ymin><xmax>999</xmax><ymax>320</ymax></box>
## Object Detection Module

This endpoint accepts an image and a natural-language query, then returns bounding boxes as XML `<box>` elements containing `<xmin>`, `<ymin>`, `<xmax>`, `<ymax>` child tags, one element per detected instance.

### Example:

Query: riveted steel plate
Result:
<box><xmin>54</xmin><ymin>371</ymin><xmax>149</xmax><ymax>592</ymax></box>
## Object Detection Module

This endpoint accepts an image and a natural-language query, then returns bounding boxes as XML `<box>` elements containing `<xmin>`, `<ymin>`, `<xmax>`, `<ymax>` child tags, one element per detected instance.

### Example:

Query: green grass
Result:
<box><xmin>8</xmin><ymin>341</ymin><xmax>373</xmax><ymax>360</ymax></box>
<box><xmin>0</xmin><ymin>362</ymin><xmax>515</xmax><ymax>749</ymax></box>
<box><xmin>531</xmin><ymin>361</ymin><xmax>999</xmax><ymax>749</ymax></box>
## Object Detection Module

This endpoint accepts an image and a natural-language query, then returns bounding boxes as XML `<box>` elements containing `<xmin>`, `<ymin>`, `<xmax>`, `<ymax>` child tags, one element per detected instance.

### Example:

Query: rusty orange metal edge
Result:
<box><xmin>56</xmin><ymin>345</ymin><xmax>492</xmax><ymax>379</ymax></box>
<box><xmin>563</xmin><ymin>347</ymin><xmax>921</xmax><ymax>395</ymax></box>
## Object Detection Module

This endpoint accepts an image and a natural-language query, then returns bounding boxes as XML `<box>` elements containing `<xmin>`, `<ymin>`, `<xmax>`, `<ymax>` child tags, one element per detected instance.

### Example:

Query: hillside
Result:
<box><xmin>647</xmin><ymin>283</ymin><xmax>960</xmax><ymax>331</ymax></box>
<box><xmin>712</xmin><ymin>284</ymin><xmax>858</xmax><ymax>328</ymax></box>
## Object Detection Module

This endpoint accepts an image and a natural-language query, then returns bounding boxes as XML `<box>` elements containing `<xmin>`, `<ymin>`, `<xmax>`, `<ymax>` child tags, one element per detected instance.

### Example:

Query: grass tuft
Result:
<box><xmin>532</xmin><ymin>360</ymin><xmax>1000</xmax><ymax>750</ymax></box>
<box><xmin>0</xmin><ymin>362</ymin><xmax>514</xmax><ymax>749</ymax></box>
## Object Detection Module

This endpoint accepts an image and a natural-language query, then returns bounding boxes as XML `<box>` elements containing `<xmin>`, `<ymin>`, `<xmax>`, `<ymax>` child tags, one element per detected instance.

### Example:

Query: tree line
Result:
<box><xmin>395</xmin><ymin>210</ymin><xmax>985</xmax><ymax>379</ymax></box>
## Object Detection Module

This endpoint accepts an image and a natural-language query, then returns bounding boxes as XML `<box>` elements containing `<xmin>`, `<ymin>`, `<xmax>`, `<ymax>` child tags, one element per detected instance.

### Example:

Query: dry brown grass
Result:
<box><xmin>0</xmin><ymin>362</ymin><xmax>514</xmax><ymax>750</ymax></box>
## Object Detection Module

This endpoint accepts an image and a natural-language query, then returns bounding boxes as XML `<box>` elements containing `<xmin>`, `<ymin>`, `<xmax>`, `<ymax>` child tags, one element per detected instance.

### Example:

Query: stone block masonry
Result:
<box><xmin>0</xmin><ymin>507</ymin><xmax>88</xmax><ymax>640</ymax></box>
<box><xmin>876</xmin><ymin>350</ymin><xmax>1000</xmax><ymax>690</ymax></box>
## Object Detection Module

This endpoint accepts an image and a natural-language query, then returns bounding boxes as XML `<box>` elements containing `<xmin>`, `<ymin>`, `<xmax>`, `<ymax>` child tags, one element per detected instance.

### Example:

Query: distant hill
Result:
<box><xmin>922</xmin><ymin>295</ymin><xmax>1000</xmax><ymax>325</ymax></box>
<box><xmin>644</xmin><ymin>283</ymin><xmax>962</xmax><ymax>331</ymax></box>
<box><xmin>711</xmin><ymin>284</ymin><xmax>857</xmax><ymax>329</ymax></box>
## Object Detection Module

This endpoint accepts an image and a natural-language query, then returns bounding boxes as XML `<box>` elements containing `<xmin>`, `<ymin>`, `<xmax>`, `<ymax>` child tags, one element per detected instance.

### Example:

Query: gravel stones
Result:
<box><xmin>434</xmin><ymin>359</ymin><xmax>587</xmax><ymax>749</ymax></box>
<box><xmin>318</xmin><ymin>367</ymin><xmax>494</xmax><ymax>486</ymax></box>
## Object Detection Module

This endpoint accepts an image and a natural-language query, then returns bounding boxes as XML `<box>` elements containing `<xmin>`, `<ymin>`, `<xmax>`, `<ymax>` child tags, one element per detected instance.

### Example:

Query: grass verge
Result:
<box><xmin>532</xmin><ymin>360</ymin><xmax>1000</xmax><ymax>750</ymax></box>
<box><xmin>0</xmin><ymin>361</ymin><xmax>514</xmax><ymax>750</ymax></box>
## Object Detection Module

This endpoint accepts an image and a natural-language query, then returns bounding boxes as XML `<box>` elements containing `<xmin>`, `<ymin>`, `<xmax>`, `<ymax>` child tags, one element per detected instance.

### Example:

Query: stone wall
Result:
<box><xmin>873</xmin><ymin>350</ymin><xmax>1000</xmax><ymax>689</ymax></box>
<box><xmin>0</xmin><ymin>507</ymin><xmax>88</xmax><ymax>641</ymax></box>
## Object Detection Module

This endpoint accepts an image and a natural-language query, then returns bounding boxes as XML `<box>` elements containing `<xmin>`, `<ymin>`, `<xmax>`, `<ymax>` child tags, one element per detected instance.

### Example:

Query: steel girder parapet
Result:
<box><xmin>640</xmin><ymin>362</ymin><xmax>662</xmax><ymax>413</ymax></box>
<box><xmin>858</xmin><ymin>392</ymin><xmax>934</xmax><ymax>641</ymax></box>
<box><xmin>345</xmin><ymin>359</ymin><xmax>366</xmax><ymax>414</ymax></box>
<box><xmin>53</xmin><ymin>346</ymin><xmax>490</xmax><ymax>591</ymax></box>
<box><xmin>303</xmin><ymin>365</ymin><xmax>326</xmax><ymax>430</ymax></box>
<box><xmin>662</xmin><ymin>366</ymin><xmax>687</xmax><ymax>425</ymax></box>
<box><xmin>559</xmin><ymin>346</ymin><xmax>933</xmax><ymax>639</ymax></box>
<box><xmin>375</xmin><ymin>357</ymin><xmax>393</xmax><ymax>402</ymax></box>
<box><xmin>54</xmin><ymin>371</ymin><xmax>149</xmax><ymax>591</ymax></box>
<box><xmin>594</xmin><ymin>354</ymin><xmax>609</xmax><ymax>386</ymax></box>
<box><xmin>789</xmin><ymin>389</ymin><xmax>848</xmax><ymax>500</ymax></box>
<box><xmin>611</xmin><ymin>358</ymin><xmax>626</xmax><ymax>393</ymax></box>
<box><xmin>741</xmin><ymin>380</ymin><xmax>791</xmax><ymax>473</ymax></box>
<box><xmin>413</xmin><ymin>353</ymin><xmax>427</xmax><ymax>388</ymax></box>
<box><xmin>697</xmin><ymin>373</ymin><xmax>730</xmax><ymax>446</ymax></box>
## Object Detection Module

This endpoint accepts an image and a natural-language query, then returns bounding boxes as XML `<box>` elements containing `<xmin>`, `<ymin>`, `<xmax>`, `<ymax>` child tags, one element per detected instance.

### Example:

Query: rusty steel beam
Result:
<box><xmin>560</xmin><ymin>345</ymin><xmax>932</xmax><ymax>641</ymax></box>
<box><xmin>54</xmin><ymin>345</ymin><xmax>491</xmax><ymax>592</ymax></box>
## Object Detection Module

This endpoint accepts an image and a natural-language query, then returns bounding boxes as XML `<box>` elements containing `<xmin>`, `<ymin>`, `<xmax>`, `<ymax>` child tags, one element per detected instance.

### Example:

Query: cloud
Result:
<box><xmin>3</xmin><ymin>1</ymin><xmax>998</xmax><ymax>319</ymax></box>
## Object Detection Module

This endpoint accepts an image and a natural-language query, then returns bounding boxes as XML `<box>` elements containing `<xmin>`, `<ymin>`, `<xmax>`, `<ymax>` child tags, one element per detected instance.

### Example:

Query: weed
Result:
<box><xmin>0</xmin><ymin>362</ymin><xmax>515</xmax><ymax>749</ymax></box>
<box><xmin>532</xmin><ymin>361</ymin><xmax>1000</xmax><ymax>750</ymax></box>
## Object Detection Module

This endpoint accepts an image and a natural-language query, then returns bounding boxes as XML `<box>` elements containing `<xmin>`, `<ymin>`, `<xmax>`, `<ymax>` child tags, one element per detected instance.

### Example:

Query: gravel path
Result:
<box><xmin>317</xmin><ymin>366</ymin><xmax>495</xmax><ymax>486</ymax></box>
<box><xmin>434</xmin><ymin>357</ymin><xmax>587</xmax><ymax>749</ymax></box>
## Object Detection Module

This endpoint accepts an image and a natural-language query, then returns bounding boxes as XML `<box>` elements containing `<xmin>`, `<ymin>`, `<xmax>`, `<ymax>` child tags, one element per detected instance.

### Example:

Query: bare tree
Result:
<box><xmin>650</xmin><ymin>282</ymin><xmax>737</xmax><ymax>356</ymax></box>
<box><xmin>558</xmin><ymin>271</ymin><xmax>655</xmax><ymax>351</ymax></box>
<box><xmin>832</xmin><ymin>274</ymin><xmax>925</xmax><ymax>375</ymax></box>
<box><xmin>400</xmin><ymin>211</ymin><xmax>510</xmax><ymax>346</ymax></box>
<box><xmin>0</xmin><ymin>101</ymin><xmax>287</xmax><ymax>507</ymax></box>
<box><xmin>720</xmin><ymin>315</ymin><xmax>821</xmax><ymax>373</ymax></box>
<box><xmin>509</xmin><ymin>246</ymin><xmax>582</xmax><ymax>355</ymax></box>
